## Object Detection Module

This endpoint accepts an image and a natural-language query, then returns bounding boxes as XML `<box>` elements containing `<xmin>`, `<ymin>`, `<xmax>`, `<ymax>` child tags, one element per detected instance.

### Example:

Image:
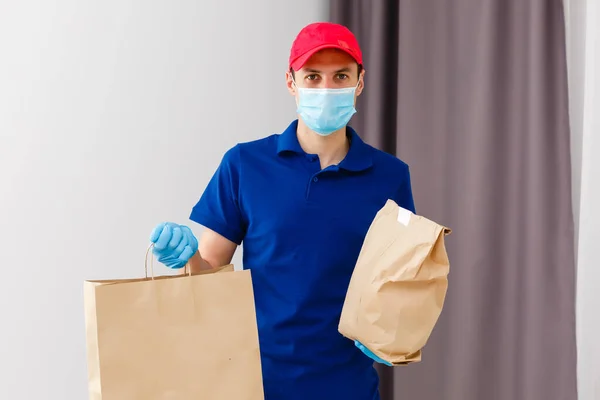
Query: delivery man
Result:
<box><xmin>149</xmin><ymin>22</ymin><xmax>415</xmax><ymax>400</ymax></box>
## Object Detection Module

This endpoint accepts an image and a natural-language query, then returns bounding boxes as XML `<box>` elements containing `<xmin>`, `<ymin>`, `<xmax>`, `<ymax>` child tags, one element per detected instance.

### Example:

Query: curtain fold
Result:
<box><xmin>330</xmin><ymin>1</ymin><xmax>578</xmax><ymax>399</ymax></box>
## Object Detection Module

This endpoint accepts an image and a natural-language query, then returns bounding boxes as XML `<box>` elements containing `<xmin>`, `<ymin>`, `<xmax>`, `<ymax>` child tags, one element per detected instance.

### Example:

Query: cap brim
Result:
<box><xmin>290</xmin><ymin>44</ymin><xmax>360</xmax><ymax>71</ymax></box>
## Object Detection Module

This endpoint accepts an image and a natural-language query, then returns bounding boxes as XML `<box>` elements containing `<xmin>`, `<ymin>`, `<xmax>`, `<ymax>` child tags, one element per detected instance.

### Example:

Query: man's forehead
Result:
<box><xmin>299</xmin><ymin>49</ymin><xmax>358</xmax><ymax>73</ymax></box>
<box><xmin>305</xmin><ymin>48</ymin><xmax>355</xmax><ymax>63</ymax></box>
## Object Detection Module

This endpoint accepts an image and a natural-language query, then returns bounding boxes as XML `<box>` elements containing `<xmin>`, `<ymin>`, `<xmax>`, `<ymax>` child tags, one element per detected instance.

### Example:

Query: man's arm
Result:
<box><xmin>186</xmin><ymin>145</ymin><xmax>245</xmax><ymax>273</ymax></box>
<box><xmin>185</xmin><ymin>227</ymin><xmax>238</xmax><ymax>273</ymax></box>
<box><xmin>393</xmin><ymin>165</ymin><xmax>416</xmax><ymax>213</ymax></box>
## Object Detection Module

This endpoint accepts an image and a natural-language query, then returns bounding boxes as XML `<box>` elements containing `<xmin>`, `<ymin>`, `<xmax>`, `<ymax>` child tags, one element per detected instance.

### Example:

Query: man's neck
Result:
<box><xmin>296</xmin><ymin>119</ymin><xmax>350</xmax><ymax>169</ymax></box>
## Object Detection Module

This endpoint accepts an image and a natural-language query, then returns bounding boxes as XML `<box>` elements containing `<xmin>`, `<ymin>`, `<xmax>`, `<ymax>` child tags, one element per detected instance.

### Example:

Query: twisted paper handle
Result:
<box><xmin>144</xmin><ymin>243</ymin><xmax>192</xmax><ymax>280</ymax></box>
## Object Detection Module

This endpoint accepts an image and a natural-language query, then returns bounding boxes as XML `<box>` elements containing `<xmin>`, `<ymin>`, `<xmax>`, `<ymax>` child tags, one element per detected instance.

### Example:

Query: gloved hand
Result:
<box><xmin>355</xmin><ymin>341</ymin><xmax>393</xmax><ymax>367</ymax></box>
<box><xmin>149</xmin><ymin>222</ymin><xmax>198</xmax><ymax>269</ymax></box>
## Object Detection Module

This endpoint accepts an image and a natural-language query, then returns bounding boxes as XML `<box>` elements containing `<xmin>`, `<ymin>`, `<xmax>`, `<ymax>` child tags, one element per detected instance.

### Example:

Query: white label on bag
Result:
<box><xmin>397</xmin><ymin>207</ymin><xmax>412</xmax><ymax>226</ymax></box>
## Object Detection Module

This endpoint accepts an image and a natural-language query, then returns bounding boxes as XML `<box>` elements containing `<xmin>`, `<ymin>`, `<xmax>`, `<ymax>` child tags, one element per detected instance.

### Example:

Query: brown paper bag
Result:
<box><xmin>338</xmin><ymin>199</ymin><xmax>451</xmax><ymax>366</ymax></box>
<box><xmin>84</xmin><ymin>248</ymin><xmax>264</xmax><ymax>399</ymax></box>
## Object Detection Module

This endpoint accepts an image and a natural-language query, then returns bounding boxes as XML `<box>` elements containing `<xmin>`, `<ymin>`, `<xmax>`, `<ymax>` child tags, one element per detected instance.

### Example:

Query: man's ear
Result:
<box><xmin>286</xmin><ymin>70</ymin><xmax>296</xmax><ymax>96</ymax></box>
<box><xmin>356</xmin><ymin>68</ymin><xmax>366</xmax><ymax>97</ymax></box>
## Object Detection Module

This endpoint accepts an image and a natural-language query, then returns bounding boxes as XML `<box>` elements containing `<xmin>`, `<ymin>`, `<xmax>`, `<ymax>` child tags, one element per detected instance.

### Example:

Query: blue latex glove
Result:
<box><xmin>355</xmin><ymin>340</ymin><xmax>393</xmax><ymax>367</ymax></box>
<box><xmin>150</xmin><ymin>222</ymin><xmax>198</xmax><ymax>269</ymax></box>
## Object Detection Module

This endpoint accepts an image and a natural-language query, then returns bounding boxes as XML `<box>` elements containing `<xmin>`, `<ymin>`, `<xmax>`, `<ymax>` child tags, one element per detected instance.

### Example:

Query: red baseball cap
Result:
<box><xmin>289</xmin><ymin>22</ymin><xmax>363</xmax><ymax>71</ymax></box>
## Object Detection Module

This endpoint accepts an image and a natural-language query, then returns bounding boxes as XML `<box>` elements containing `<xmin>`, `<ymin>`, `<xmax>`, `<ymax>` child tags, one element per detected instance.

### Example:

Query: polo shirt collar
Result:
<box><xmin>277</xmin><ymin>119</ymin><xmax>373</xmax><ymax>172</ymax></box>
<box><xmin>277</xmin><ymin>120</ymin><xmax>304</xmax><ymax>154</ymax></box>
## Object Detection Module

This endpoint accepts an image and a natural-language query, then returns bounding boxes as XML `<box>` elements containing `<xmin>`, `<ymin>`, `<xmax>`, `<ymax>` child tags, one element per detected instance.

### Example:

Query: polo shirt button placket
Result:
<box><xmin>306</xmin><ymin>174</ymin><xmax>320</xmax><ymax>199</ymax></box>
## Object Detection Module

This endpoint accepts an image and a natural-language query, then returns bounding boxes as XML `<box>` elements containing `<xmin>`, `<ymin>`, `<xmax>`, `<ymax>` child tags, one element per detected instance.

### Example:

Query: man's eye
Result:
<box><xmin>306</xmin><ymin>74</ymin><xmax>319</xmax><ymax>81</ymax></box>
<box><xmin>337</xmin><ymin>74</ymin><xmax>349</xmax><ymax>80</ymax></box>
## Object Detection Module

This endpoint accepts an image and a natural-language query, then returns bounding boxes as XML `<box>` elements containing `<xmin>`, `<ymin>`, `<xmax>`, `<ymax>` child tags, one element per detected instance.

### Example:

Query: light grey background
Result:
<box><xmin>0</xmin><ymin>1</ymin><xmax>327</xmax><ymax>398</ymax></box>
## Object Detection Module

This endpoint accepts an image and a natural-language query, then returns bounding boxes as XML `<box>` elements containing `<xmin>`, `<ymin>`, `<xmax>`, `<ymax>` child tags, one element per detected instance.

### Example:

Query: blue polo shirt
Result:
<box><xmin>190</xmin><ymin>120</ymin><xmax>415</xmax><ymax>400</ymax></box>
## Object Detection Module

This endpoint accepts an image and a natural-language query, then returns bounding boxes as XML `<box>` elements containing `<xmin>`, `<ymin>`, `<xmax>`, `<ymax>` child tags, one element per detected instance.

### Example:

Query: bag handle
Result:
<box><xmin>144</xmin><ymin>243</ymin><xmax>192</xmax><ymax>280</ymax></box>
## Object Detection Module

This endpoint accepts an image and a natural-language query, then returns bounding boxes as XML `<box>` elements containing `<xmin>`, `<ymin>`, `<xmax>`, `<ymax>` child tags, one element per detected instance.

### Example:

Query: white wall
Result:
<box><xmin>565</xmin><ymin>0</ymin><xmax>600</xmax><ymax>399</ymax></box>
<box><xmin>0</xmin><ymin>1</ymin><xmax>327</xmax><ymax>398</ymax></box>
<box><xmin>575</xmin><ymin>1</ymin><xmax>600</xmax><ymax>396</ymax></box>
<box><xmin>565</xmin><ymin>0</ymin><xmax>586</xmax><ymax>247</ymax></box>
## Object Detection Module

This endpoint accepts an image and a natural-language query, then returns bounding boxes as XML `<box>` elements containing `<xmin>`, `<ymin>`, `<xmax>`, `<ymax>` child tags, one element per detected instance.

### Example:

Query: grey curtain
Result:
<box><xmin>329</xmin><ymin>1</ymin><xmax>578</xmax><ymax>399</ymax></box>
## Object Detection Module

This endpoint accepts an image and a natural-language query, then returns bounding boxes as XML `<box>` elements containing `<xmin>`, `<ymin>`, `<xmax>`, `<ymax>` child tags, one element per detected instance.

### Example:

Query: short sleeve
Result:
<box><xmin>189</xmin><ymin>145</ymin><xmax>247</xmax><ymax>245</ymax></box>
<box><xmin>392</xmin><ymin>165</ymin><xmax>416</xmax><ymax>214</ymax></box>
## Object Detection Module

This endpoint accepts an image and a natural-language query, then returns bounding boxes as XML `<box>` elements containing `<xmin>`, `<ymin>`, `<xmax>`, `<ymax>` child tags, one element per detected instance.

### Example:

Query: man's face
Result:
<box><xmin>286</xmin><ymin>49</ymin><xmax>365</xmax><ymax>101</ymax></box>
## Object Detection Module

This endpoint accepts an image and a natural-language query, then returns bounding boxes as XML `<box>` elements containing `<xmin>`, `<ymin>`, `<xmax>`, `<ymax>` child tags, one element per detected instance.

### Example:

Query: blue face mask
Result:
<box><xmin>295</xmin><ymin>82</ymin><xmax>359</xmax><ymax>136</ymax></box>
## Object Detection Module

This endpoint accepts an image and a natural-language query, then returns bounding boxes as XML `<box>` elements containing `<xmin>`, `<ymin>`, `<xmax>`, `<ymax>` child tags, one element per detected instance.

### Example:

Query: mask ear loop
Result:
<box><xmin>291</xmin><ymin>77</ymin><xmax>301</xmax><ymax>105</ymax></box>
<box><xmin>355</xmin><ymin>74</ymin><xmax>363</xmax><ymax>90</ymax></box>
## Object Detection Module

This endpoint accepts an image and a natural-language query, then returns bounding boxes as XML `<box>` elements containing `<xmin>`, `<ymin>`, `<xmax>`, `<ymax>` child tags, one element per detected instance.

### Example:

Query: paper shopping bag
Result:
<box><xmin>84</xmin><ymin>249</ymin><xmax>264</xmax><ymax>399</ymax></box>
<box><xmin>338</xmin><ymin>199</ymin><xmax>451</xmax><ymax>366</ymax></box>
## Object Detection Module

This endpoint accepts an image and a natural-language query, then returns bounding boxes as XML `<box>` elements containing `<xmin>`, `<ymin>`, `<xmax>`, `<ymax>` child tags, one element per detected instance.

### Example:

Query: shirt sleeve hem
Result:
<box><xmin>189</xmin><ymin>209</ymin><xmax>244</xmax><ymax>245</ymax></box>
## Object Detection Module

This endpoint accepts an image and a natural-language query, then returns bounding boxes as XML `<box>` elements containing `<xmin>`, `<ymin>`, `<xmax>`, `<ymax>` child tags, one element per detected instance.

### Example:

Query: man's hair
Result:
<box><xmin>290</xmin><ymin>64</ymin><xmax>363</xmax><ymax>80</ymax></box>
